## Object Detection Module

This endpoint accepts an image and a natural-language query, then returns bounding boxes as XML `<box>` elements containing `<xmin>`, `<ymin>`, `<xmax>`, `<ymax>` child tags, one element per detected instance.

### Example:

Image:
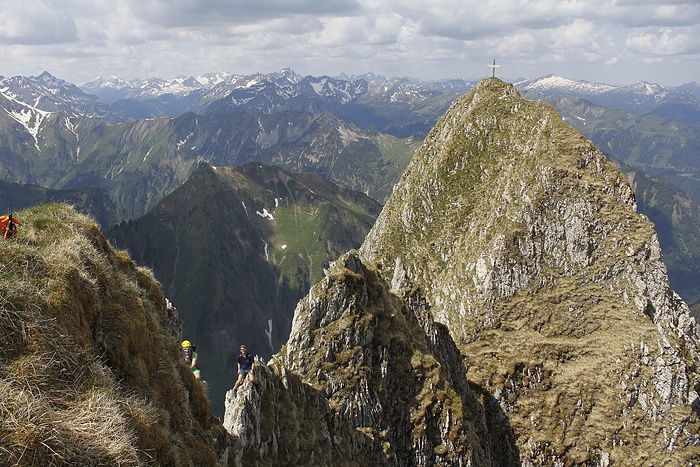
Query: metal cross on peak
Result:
<box><xmin>487</xmin><ymin>59</ymin><xmax>501</xmax><ymax>78</ymax></box>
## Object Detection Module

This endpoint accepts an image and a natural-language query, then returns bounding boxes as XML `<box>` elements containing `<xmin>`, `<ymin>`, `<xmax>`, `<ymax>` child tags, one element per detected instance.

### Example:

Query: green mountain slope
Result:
<box><xmin>0</xmin><ymin>109</ymin><xmax>419</xmax><ymax>218</ymax></box>
<box><xmin>0</xmin><ymin>204</ymin><xmax>229</xmax><ymax>465</ymax></box>
<box><xmin>527</xmin><ymin>92</ymin><xmax>700</xmax><ymax>203</ymax></box>
<box><xmin>108</xmin><ymin>162</ymin><xmax>381</xmax><ymax>417</ymax></box>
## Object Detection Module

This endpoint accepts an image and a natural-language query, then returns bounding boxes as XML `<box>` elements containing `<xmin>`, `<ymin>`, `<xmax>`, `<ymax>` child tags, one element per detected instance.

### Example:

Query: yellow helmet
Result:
<box><xmin>181</xmin><ymin>340</ymin><xmax>191</xmax><ymax>348</ymax></box>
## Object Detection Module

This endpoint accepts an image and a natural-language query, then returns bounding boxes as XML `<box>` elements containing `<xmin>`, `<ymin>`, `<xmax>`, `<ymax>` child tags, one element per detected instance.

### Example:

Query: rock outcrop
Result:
<box><xmin>224</xmin><ymin>251</ymin><xmax>518</xmax><ymax>465</ymax></box>
<box><xmin>224</xmin><ymin>78</ymin><xmax>700</xmax><ymax>465</ymax></box>
<box><xmin>108</xmin><ymin>161</ymin><xmax>381</xmax><ymax>418</ymax></box>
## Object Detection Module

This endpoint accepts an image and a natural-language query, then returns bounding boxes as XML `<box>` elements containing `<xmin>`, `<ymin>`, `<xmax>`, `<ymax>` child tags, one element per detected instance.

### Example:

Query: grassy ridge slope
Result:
<box><xmin>0</xmin><ymin>204</ymin><xmax>227</xmax><ymax>466</ymax></box>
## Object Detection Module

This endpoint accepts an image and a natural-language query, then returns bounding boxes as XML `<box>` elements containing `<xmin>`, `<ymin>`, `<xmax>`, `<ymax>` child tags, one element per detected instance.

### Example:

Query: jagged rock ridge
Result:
<box><xmin>108</xmin><ymin>161</ymin><xmax>381</xmax><ymax>418</ymax></box>
<box><xmin>224</xmin><ymin>251</ymin><xmax>518</xmax><ymax>465</ymax></box>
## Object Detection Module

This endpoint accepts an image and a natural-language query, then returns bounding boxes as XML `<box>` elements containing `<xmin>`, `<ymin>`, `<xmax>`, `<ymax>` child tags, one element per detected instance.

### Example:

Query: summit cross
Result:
<box><xmin>487</xmin><ymin>59</ymin><xmax>500</xmax><ymax>78</ymax></box>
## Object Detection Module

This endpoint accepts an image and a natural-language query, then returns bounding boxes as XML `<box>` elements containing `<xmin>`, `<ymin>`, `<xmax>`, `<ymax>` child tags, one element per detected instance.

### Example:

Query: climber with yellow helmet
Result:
<box><xmin>181</xmin><ymin>340</ymin><xmax>201</xmax><ymax>380</ymax></box>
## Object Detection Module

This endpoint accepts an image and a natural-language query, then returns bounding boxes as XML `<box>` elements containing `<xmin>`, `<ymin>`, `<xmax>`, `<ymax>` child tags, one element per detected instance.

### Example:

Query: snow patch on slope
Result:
<box><xmin>517</xmin><ymin>75</ymin><xmax>616</xmax><ymax>96</ymax></box>
<box><xmin>1</xmin><ymin>87</ymin><xmax>52</xmax><ymax>150</ymax></box>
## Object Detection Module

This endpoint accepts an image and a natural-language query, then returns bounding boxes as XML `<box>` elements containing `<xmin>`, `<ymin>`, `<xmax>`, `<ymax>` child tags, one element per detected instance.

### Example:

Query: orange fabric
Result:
<box><xmin>0</xmin><ymin>215</ymin><xmax>20</xmax><ymax>229</ymax></box>
<box><xmin>1</xmin><ymin>215</ymin><xmax>20</xmax><ymax>239</ymax></box>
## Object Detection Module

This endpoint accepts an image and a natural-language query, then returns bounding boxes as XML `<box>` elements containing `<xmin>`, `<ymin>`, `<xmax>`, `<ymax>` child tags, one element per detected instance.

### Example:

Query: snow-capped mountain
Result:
<box><xmin>0</xmin><ymin>71</ymin><xmax>113</xmax><ymax>119</ymax></box>
<box><xmin>4</xmin><ymin>69</ymin><xmax>699</xmax><ymax>135</ymax></box>
<box><xmin>78</xmin><ymin>68</ymin><xmax>474</xmax><ymax>117</ymax></box>
<box><xmin>194</xmin><ymin>69</ymin><xmax>371</xmax><ymax>115</ymax></box>
<box><xmin>74</xmin><ymin>68</ymin><xmax>476</xmax><ymax>134</ymax></box>
<box><xmin>81</xmin><ymin>72</ymin><xmax>234</xmax><ymax>103</ymax></box>
<box><xmin>0</xmin><ymin>88</ymin><xmax>51</xmax><ymax>150</ymax></box>
<box><xmin>517</xmin><ymin>74</ymin><xmax>700</xmax><ymax>116</ymax></box>
<box><xmin>515</xmin><ymin>74</ymin><xmax>616</xmax><ymax>97</ymax></box>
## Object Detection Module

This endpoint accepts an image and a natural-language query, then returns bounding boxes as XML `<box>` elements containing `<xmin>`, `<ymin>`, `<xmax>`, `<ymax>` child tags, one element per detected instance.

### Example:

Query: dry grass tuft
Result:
<box><xmin>0</xmin><ymin>204</ymin><xmax>225</xmax><ymax>466</ymax></box>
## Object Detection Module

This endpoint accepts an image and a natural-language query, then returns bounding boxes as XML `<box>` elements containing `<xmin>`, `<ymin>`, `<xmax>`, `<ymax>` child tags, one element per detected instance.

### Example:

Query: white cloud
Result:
<box><xmin>496</xmin><ymin>32</ymin><xmax>537</xmax><ymax>56</ymax></box>
<box><xmin>312</xmin><ymin>17</ymin><xmax>369</xmax><ymax>46</ymax></box>
<box><xmin>551</xmin><ymin>19</ymin><xmax>598</xmax><ymax>49</ymax></box>
<box><xmin>0</xmin><ymin>0</ymin><xmax>699</xmax><ymax>86</ymax></box>
<box><xmin>368</xmin><ymin>12</ymin><xmax>406</xmax><ymax>45</ymax></box>
<box><xmin>625</xmin><ymin>27</ymin><xmax>699</xmax><ymax>56</ymax></box>
<box><xmin>130</xmin><ymin>0</ymin><xmax>361</xmax><ymax>27</ymax></box>
<box><xmin>0</xmin><ymin>2</ymin><xmax>79</xmax><ymax>45</ymax></box>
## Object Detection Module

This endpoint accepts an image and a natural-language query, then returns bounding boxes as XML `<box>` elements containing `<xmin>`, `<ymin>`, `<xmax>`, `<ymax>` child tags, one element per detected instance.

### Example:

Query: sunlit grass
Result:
<box><xmin>0</xmin><ymin>203</ymin><xmax>219</xmax><ymax>465</ymax></box>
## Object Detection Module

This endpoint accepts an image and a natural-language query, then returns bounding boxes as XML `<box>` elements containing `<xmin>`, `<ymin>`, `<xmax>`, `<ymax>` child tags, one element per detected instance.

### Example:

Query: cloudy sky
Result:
<box><xmin>1</xmin><ymin>0</ymin><xmax>698</xmax><ymax>86</ymax></box>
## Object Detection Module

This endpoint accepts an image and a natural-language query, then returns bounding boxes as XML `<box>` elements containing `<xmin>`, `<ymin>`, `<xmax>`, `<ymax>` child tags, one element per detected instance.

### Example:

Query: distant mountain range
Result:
<box><xmin>2</xmin><ymin>68</ymin><xmax>700</xmax><ymax>310</ymax></box>
<box><xmin>80</xmin><ymin>68</ymin><xmax>472</xmax><ymax>125</ymax></box>
<box><xmin>0</xmin><ymin>71</ymin><xmax>114</xmax><ymax>119</ymax></box>
<box><xmin>1</xmin><ymin>69</ymin><xmax>474</xmax><ymax>136</ymax></box>
<box><xmin>2</xmin><ymin>69</ymin><xmax>699</xmax><ymax>201</ymax></box>
<box><xmin>516</xmin><ymin>74</ymin><xmax>700</xmax><ymax>124</ymax></box>
<box><xmin>0</xmin><ymin>180</ymin><xmax>123</xmax><ymax>231</ymax></box>
<box><xmin>6</xmin><ymin>69</ymin><xmax>698</xmax><ymax>134</ymax></box>
<box><xmin>0</xmin><ymin>104</ymin><xmax>419</xmax><ymax>218</ymax></box>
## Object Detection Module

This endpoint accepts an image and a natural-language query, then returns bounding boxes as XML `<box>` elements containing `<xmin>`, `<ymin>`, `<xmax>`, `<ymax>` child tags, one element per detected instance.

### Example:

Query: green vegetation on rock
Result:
<box><xmin>225</xmin><ymin>251</ymin><xmax>517</xmax><ymax>465</ymax></box>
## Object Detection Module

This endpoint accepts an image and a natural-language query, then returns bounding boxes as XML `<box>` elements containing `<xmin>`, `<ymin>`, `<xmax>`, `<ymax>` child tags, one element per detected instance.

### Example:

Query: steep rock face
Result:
<box><xmin>224</xmin><ymin>251</ymin><xmax>519</xmax><ymax>466</ymax></box>
<box><xmin>359</xmin><ymin>78</ymin><xmax>700</xmax><ymax>464</ymax></box>
<box><xmin>617</xmin><ymin>164</ymin><xmax>700</xmax><ymax>308</ymax></box>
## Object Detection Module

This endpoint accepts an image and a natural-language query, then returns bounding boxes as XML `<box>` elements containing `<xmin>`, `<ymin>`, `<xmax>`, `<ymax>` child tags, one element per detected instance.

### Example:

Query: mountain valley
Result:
<box><xmin>108</xmin><ymin>162</ymin><xmax>381</xmax><ymax>416</ymax></box>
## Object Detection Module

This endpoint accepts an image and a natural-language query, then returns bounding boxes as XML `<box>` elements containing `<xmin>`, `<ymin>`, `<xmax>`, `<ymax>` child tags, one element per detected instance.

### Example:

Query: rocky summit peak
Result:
<box><xmin>223</xmin><ymin>78</ymin><xmax>700</xmax><ymax>465</ymax></box>
<box><xmin>358</xmin><ymin>77</ymin><xmax>700</xmax><ymax>463</ymax></box>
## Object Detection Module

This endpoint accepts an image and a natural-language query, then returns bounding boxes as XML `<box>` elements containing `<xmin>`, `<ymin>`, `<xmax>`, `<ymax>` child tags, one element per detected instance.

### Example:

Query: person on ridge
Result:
<box><xmin>234</xmin><ymin>344</ymin><xmax>256</xmax><ymax>392</ymax></box>
<box><xmin>181</xmin><ymin>340</ymin><xmax>201</xmax><ymax>380</ymax></box>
